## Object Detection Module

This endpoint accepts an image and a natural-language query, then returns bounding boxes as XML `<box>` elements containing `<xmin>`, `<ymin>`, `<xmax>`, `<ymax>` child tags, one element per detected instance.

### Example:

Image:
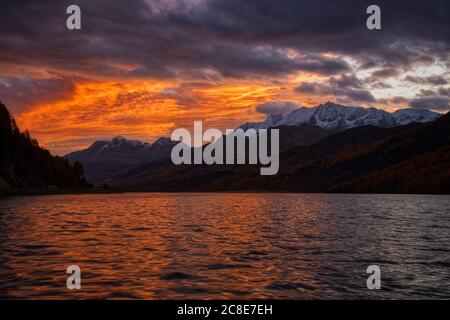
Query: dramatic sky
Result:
<box><xmin>0</xmin><ymin>0</ymin><xmax>449</xmax><ymax>154</ymax></box>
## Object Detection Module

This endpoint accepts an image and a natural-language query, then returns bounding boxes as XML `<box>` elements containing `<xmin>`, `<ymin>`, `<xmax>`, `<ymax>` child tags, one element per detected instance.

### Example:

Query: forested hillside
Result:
<box><xmin>0</xmin><ymin>101</ymin><xmax>89</xmax><ymax>190</ymax></box>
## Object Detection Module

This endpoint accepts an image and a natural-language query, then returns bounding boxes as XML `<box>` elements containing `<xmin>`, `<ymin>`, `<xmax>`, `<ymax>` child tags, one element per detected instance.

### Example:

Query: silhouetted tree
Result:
<box><xmin>0</xmin><ymin>100</ymin><xmax>91</xmax><ymax>189</ymax></box>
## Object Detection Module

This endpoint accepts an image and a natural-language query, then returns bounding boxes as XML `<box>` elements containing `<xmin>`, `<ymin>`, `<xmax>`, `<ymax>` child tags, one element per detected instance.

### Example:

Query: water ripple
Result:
<box><xmin>0</xmin><ymin>193</ymin><xmax>449</xmax><ymax>299</ymax></box>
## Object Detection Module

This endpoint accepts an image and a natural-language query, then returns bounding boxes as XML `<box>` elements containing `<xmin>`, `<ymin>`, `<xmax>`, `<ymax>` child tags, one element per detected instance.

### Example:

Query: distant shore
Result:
<box><xmin>1</xmin><ymin>188</ymin><xmax>449</xmax><ymax>197</ymax></box>
<box><xmin>0</xmin><ymin>188</ymin><xmax>118</xmax><ymax>197</ymax></box>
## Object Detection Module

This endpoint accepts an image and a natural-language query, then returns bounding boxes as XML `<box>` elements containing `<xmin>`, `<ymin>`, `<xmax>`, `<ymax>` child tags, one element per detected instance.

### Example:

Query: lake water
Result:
<box><xmin>0</xmin><ymin>193</ymin><xmax>449</xmax><ymax>299</ymax></box>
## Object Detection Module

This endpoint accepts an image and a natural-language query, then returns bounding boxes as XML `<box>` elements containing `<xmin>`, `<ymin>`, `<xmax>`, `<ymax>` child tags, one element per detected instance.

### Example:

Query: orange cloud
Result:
<box><xmin>14</xmin><ymin>74</ymin><xmax>320</xmax><ymax>155</ymax></box>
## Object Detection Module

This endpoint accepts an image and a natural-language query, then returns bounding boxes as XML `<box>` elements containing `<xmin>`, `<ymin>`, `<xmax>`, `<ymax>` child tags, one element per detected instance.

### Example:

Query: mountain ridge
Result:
<box><xmin>240</xmin><ymin>102</ymin><xmax>441</xmax><ymax>131</ymax></box>
<box><xmin>110</xmin><ymin>113</ymin><xmax>449</xmax><ymax>194</ymax></box>
<box><xmin>65</xmin><ymin>135</ymin><xmax>177</xmax><ymax>184</ymax></box>
<box><xmin>65</xmin><ymin>102</ymin><xmax>443</xmax><ymax>185</ymax></box>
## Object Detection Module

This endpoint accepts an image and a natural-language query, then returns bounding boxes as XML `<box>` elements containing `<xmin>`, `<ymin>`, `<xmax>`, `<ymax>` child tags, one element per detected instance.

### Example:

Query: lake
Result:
<box><xmin>0</xmin><ymin>193</ymin><xmax>449</xmax><ymax>299</ymax></box>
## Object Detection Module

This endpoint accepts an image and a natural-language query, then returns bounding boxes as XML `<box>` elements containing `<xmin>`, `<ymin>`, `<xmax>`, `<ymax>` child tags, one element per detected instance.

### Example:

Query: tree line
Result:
<box><xmin>0</xmin><ymin>100</ymin><xmax>90</xmax><ymax>189</ymax></box>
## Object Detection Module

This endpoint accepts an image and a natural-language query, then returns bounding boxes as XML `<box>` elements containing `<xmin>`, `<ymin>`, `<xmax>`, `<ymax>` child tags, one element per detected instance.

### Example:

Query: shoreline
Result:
<box><xmin>1</xmin><ymin>188</ymin><xmax>449</xmax><ymax>198</ymax></box>
<box><xmin>0</xmin><ymin>188</ymin><xmax>118</xmax><ymax>197</ymax></box>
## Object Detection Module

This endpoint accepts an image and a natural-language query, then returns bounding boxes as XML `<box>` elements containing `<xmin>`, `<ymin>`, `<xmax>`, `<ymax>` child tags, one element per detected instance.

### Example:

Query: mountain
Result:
<box><xmin>273</xmin><ymin>124</ymin><xmax>329</xmax><ymax>152</ymax></box>
<box><xmin>292</xmin><ymin>112</ymin><xmax>450</xmax><ymax>194</ymax></box>
<box><xmin>109</xmin><ymin>124</ymin><xmax>415</xmax><ymax>191</ymax></box>
<box><xmin>111</xmin><ymin>113</ymin><xmax>450</xmax><ymax>194</ymax></box>
<box><xmin>240</xmin><ymin>102</ymin><xmax>440</xmax><ymax>132</ymax></box>
<box><xmin>240</xmin><ymin>114</ymin><xmax>284</xmax><ymax>131</ymax></box>
<box><xmin>66</xmin><ymin>101</ymin><xmax>442</xmax><ymax>187</ymax></box>
<box><xmin>66</xmin><ymin>135</ymin><xmax>177</xmax><ymax>184</ymax></box>
<box><xmin>67</xmin><ymin>135</ymin><xmax>153</xmax><ymax>164</ymax></box>
<box><xmin>0</xmin><ymin>101</ymin><xmax>88</xmax><ymax>191</ymax></box>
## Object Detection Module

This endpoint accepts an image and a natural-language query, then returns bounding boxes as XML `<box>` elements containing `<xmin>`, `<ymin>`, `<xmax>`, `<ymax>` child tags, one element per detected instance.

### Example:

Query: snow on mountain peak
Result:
<box><xmin>278</xmin><ymin>106</ymin><xmax>316</xmax><ymax>126</ymax></box>
<box><xmin>239</xmin><ymin>114</ymin><xmax>284</xmax><ymax>131</ymax></box>
<box><xmin>239</xmin><ymin>102</ymin><xmax>441</xmax><ymax>132</ymax></box>
<box><xmin>79</xmin><ymin>103</ymin><xmax>441</xmax><ymax>157</ymax></box>
<box><xmin>88</xmin><ymin>135</ymin><xmax>151</xmax><ymax>153</ymax></box>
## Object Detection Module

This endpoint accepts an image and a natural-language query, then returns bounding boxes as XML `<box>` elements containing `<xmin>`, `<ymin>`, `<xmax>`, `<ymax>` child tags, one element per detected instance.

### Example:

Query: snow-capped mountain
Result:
<box><xmin>66</xmin><ymin>102</ymin><xmax>442</xmax><ymax>184</ymax></box>
<box><xmin>240</xmin><ymin>102</ymin><xmax>441</xmax><ymax>132</ymax></box>
<box><xmin>392</xmin><ymin>108</ymin><xmax>441</xmax><ymax>125</ymax></box>
<box><xmin>278</xmin><ymin>107</ymin><xmax>316</xmax><ymax>126</ymax></box>
<box><xmin>240</xmin><ymin>114</ymin><xmax>284</xmax><ymax>131</ymax></box>
<box><xmin>309</xmin><ymin>103</ymin><xmax>398</xmax><ymax>131</ymax></box>
<box><xmin>65</xmin><ymin>135</ymin><xmax>177</xmax><ymax>183</ymax></box>
<box><xmin>81</xmin><ymin>135</ymin><xmax>153</xmax><ymax>160</ymax></box>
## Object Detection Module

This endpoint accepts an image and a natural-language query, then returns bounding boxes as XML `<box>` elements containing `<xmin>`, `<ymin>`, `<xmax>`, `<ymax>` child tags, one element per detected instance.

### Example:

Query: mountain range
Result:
<box><xmin>66</xmin><ymin>102</ymin><xmax>443</xmax><ymax>186</ymax></box>
<box><xmin>111</xmin><ymin>113</ymin><xmax>450</xmax><ymax>194</ymax></box>
<box><xmin>240</xmin><ymin>102</ymin><xmax>440</xmax><ymax>131</ymax></box>
<box><xmin>65</xmin><ymin>136</ymin><xmax>177</xmax><ymax>183</ymax></box>
<box><xmin>2</xmin><ymin>96</ymin><xmax>447</xmax><ymax>194</ymax></box>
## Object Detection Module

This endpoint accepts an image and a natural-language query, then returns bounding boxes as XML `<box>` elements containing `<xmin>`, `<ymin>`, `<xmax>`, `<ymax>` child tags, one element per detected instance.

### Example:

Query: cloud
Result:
<box><xmin>1</xmin><ymin>0</ymin><xmax>449</xmax><ymax>152</ymax></box>
<box><xmin>371</xmin><ymin>68</ymin><xmax>401</xmax><ymax>79</ymax></box>
<box><xmin>409</xmin><ymin>96</ymin><xmax>449</xmax><ymax>111</ymax></box>
<box><xmin>404</xmin><ymin>75</ymin><xmax>448</xmax><ymax>86</ymax></box>
<box><xmin>296</xmin><ymin>74</ymin><xmax>376</xmax><ymax>104</ymax></box>
<box><xmin>438</xmin><ymin>87</ymin><xmax>450</xmax><ymax>96</ymax></box>
<box><xmin>0</xmin><ymin>76</ymin><xmax>75</xmax><ymax>113</ymax></box>
<box><xmin>13</xmin><ymin>79</ymin><xmax>281</xmax><ymax>154</ymax></box>
<box><xmin>295</xmin><ymin>82</ymin><xmax>320</xmax><ymax>94</ymax></box>
<box><xmin>0</xmin><ymin>0</ymin><xmax>448</xmax><ymax>81</ymax></box>
<box><xmin>329</xmin><ymin>74</ymin><xmax>363</xmax><ymax>89</ymax></box>
<box><xmin>156</xmin><ymin>85</ymin><xmax>201</xmax><ymax>107</ymax></box>
<box><xmin>408</xmin><ymin>87</ymin><xmax>450</xmax><ymax>111</ymax></box>
<box><xmin>256</xmin><ymin>101</ymin><xmax>299</xmax><ymax>115</ymax></box>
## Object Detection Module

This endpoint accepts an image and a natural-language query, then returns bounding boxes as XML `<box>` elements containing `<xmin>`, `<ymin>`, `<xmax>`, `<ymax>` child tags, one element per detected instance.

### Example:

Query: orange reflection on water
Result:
<box><xmin>0</xmin><ymin>193</ymin><xmax>326</xmax><ymax>299</ymax></box>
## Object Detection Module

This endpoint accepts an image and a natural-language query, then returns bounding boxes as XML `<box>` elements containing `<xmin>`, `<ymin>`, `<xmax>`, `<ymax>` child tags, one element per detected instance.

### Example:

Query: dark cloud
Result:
<box><xmin>438</xmin><ymin>87</ymin><xmax>450</xmax><ymax>96</ymax></box>
<box><xmin>256</xmin><ymin>101</ymin><xmax>299</xmax><ymax>115</ymax></box>
<box><xmin>0</xmin><ymin>0</ymin><xmax>449</xmax><ymax>109</ymax></box>
<box><xmin>296</xmin><ymin>74</ymin><xmax>376</xmax><ymax>104</ymax></box>
<box><xmin>342</xmin><ymin>89</ymin><xmax>376</xmax><ymax>103</ymax></box>
<box><xmin>0</xmin><ymin>0</ymin><xmax>448</xmax><ymax>80</ymax></box>
<box><xmin>409</xmin><ymin>96</ymin><xmax>449</xmax><ymax>111</ymax></box>
<box><xmin>295</xmin><ymin>82</ymin><xmax>319</xmax><ymax>94</ymax></box>
<box><xmin>404</xmin><ymin>75</ymin><xmax>448</xmax><ymax>86</ymax></box>
<box><xmin>0</xmin><ymin>76</ymin><xmax>75</xmax><ymax>112</ymax></box>
<box><xmin>408</xmin><ymin>87</ymin><xmax>450</xmax><ymax>111</ymax></box>
<box><xmin>0</xmin><ymin>0</ymin><xmax>354</xmax><ymax>81</ymax></box>
<box><xmin>371</xmin><ymin>68</ymin><xmax>401</xmax><ymax>78</ymax></box>
<box><xmin>378</xmin><ymin>96</ymin><xmax>409</xmax><ymax>105</ymax></box>
<box><xmin>330</xmin><ymin>74</ymin><xmax>364</xmax><ymax>89</ymax></box>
